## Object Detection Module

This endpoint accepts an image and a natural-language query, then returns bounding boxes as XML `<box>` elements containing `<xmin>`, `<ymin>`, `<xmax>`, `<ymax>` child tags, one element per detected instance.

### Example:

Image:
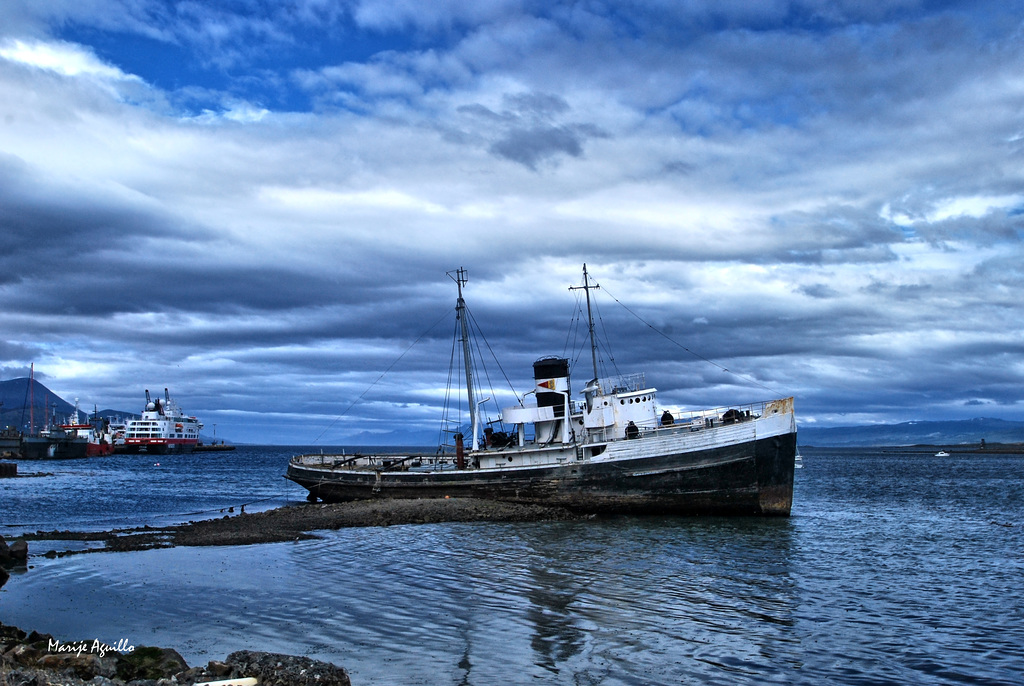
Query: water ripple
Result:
<box><xmin>2</xmin><ymin>450</ymin><xmax>1023</xmax><ymax>684</ymax></box>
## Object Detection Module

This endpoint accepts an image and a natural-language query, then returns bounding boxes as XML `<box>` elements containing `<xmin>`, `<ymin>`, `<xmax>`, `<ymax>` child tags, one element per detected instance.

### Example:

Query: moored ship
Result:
<box><xmin>18</xmin><ymin>428</ymin><xmax>89</xmax><ymax>460</ymax></box>
<box><xmin>19</xmin><ymin>401</ymin><xmax>89</xmax><ymax>460</ymax></box>
<box><xmin>286</xmin><ymin>267</ymin><xmax>797</xmax><ymax>516</ymax></box>
<box><xmin>122</xmin><ymin>389</ymin><xmax>203</xmax><ymax>454</ymax></box>
<box><xmin>59</xmin><ymin>400</ymin><xmax>114</xmax><ymax>457</ymax></box>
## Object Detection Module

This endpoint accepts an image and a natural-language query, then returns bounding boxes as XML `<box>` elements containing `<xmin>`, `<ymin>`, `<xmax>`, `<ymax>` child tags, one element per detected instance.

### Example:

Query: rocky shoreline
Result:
<box><xmin>1</xmin><ymin>620</ymin><xmax>352</xmax><ymax>686</ymax></box>
<box><xmin>15</xmin><ymin>497</ymin><xmax>586</xmax><ymax>556</ymax></box>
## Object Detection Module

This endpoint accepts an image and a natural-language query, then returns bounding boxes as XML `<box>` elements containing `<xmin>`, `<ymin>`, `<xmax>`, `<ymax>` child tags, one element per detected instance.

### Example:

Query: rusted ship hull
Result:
<box><xmin>285</xmin><ymin>430</ymin><xmax>796</xmax><ymax>516</ymax></box>
<box><xmin>18</xmin><ymin>435</ymin><xmax>89</xmax><ymax>460</ymax></box>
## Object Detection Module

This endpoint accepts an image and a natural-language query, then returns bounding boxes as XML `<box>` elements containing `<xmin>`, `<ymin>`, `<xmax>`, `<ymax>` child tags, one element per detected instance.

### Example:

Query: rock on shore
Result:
<box><xmin>0</xmin><ymin>622</ymin><xmax>350</xmax><ymax>686</ymax></box>
<box><xmin>0</xmin><ymin>534</ymin><xmax>29</xmax><ymax>589</ymax></box>
<box><xmin>0</xmin><ymin>535</ymin><xmax>29</xmax><ymax>564</ymax></box>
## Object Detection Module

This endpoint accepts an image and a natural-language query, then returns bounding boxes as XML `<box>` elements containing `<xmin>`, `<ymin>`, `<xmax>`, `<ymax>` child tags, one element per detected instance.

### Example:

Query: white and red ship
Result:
<box><xmin>55</xmin><ymin>399</ymin><xmax>114</xmax><ymax>457</ymax></box>
<box><xmin>122</xmin><ymin>389</ymin><xmax>203</xmax><ymax>454</ymax></box>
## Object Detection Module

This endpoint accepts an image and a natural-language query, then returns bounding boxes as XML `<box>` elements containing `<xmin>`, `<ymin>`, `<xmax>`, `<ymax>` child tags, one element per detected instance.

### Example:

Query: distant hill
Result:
<box><xmin>798</xmin><ymin>417</ymin><xmax>1024</xmax><ymax>447</ymax></box>
<box><xmin>0</xmin><ymin>377</ymin><xmax>134</xmax><ymax>432</ymax></box>
<box><xmin>0</xmin><ymin>377</ymin><xmax>77</xmax><ymax>431</ymax></box>
<box><xmin>342</xmin><ymin>428</ymin><xmax>440</xmax><ymax>447</ymax></box>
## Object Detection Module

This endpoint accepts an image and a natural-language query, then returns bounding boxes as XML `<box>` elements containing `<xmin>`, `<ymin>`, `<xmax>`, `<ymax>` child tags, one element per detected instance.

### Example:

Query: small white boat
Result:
<box><xmin>934</xmin><ymin>450</ymin><xmax>950</xmax><ymax>457</ymax></box>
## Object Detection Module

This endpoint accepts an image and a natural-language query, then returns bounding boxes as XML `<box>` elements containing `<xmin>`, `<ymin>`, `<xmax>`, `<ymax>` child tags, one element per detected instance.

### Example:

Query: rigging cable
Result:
<box><xmin>464</xmin><ymin>303</ymin><xmax>523</xmax><ymax>406</ymax></box>
<box><xmin>591</xmin><ymin>293</ymin><xmax>623</xmax><ymax>380</ymax></box>
<box><xmin>438</xmin><ymin>314</ymin><xmax>463</xmax><ymax>452</ymax></box>
<box><xmin>599</xmin><ymin>285</ymin><xmax>785</xmax><ymax>398</ymax></box>
<box><xmin>565</xmin><ymin>283</ymin><xmax>621</xmax><ymax>381</ymax></box>
<box><xmin>310</xmin><ymin>307</ymin><xmax>452</xmax><ymax>445</ymax></box>
<box><xmin>564</xmin><ymin>291</ymin><xmax>587</xmax><ymax>372</ymax></box>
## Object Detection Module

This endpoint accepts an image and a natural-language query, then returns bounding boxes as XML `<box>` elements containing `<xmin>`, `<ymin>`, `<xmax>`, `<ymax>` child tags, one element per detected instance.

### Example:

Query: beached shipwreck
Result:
<box><xmin>286</xmin><ymin>267</ymin><xmax>796</xmax><ymax>516</ymax></box>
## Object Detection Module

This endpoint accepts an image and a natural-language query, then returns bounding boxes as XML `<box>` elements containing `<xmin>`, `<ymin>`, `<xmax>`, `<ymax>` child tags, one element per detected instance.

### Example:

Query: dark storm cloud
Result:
<box><xmin>454</xmin><ymin>92</ymin><xmax>610</xmax><ymax>169</ymax></box>
<box><xmin>0</xmin><ymin>154</ymin><xmax>191</xmax><ymax>255</ymax></box>
<box><xmin>798</xmin><ymin>283</ymin><xmax>840</xmax><ymax>299</ymax></box>
<box><xmin>490</xmin><ymin>125</ymin><xmax>585</xmax><ymax>168</ymax></box>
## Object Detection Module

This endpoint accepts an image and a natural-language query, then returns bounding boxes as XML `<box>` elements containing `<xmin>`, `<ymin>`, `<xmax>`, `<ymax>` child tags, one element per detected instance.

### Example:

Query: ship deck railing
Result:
<box><xmin>291</xmin><ymin>452</ymin><xmax>457</xmax><ymax>471</ymax></box>
<box><xmin>595</xmin><ymin>372</ymin><xmax>646</xmax><ymax>395</ymax></box>
<box><xmin>670</xmin><ymin>399</ymin><xmax>768</xmax><ymax>424</ymax></box>
<box><xmin>579</xmin><ymin>398</ymin><xmax>771</xmax><ymax>445</ymax></box>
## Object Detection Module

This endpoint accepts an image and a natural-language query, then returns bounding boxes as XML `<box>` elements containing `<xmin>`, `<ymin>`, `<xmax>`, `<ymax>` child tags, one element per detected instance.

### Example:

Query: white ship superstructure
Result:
<box><xmin>123</xmin><ymin>388</ymin><xmax>203</xmax><ymax>454</ymax></box>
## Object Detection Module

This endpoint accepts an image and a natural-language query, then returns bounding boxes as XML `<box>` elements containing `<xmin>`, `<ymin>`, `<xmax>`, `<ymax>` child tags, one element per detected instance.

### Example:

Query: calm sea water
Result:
<box><xmin>1</xmin><ymin>447</ymin><xmax>1022</xmax><ymax>685</ymax></box>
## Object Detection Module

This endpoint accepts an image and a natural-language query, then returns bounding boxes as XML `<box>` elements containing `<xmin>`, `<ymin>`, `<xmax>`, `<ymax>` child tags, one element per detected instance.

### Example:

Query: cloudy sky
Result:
<box><xmin>2</xmin><ymin>0</ymin><xmax>1023</xmax><ymax>445</ymax></box>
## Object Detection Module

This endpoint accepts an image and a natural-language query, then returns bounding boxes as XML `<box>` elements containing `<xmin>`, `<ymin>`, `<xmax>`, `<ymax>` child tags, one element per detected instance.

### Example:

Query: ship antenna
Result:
<box><xmin>29</xmin><ymin>363</ymin><xmax>34</xmax><ymax>434</ymax></box>
<box><xmin>569</xmin><ymin>264</ymin><xmax>600</xmax><ymax>383</ymax></box>
<box><xmin>448</xmin><ymin>267</ymin><xmax>479</xmax><ymax>451</ymax></box>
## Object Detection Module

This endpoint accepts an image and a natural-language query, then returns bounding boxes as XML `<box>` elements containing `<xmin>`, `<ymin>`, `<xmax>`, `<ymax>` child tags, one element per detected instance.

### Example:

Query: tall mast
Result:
<box><xmin>450</xmin><ymin>268</ymin><xmax>479</xmax><ymax>451</ymax></box>
<box><xmin>29</xmin><ymin>362</ymin><xmax>34</xmax><ymax>434</ymax></box>
<box><xmin>570</xmin><ymin>264</ymin><xmax>600</xmax><ymax>383</ymax></box>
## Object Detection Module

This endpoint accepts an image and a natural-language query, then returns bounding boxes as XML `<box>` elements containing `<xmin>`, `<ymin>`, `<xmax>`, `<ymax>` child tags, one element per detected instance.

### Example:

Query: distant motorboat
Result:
<box><xmin>934</xmin><ymin>450</ymin><xmax>951</xmax><ymax>457</ymax></box>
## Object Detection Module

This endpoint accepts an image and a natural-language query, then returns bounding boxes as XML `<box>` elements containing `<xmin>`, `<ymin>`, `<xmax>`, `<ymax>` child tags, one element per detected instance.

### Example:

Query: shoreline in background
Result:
<box><xmin>800</xmin><ymin>442</ymin><xmax>1024</xmax><ymax>454</ymax></box>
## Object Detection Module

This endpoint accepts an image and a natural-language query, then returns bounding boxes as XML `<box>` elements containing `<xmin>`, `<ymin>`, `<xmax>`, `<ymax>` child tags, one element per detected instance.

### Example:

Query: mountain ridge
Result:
<box><xmin>797</xmin><ymin>417</ymin><xmax>1024</xmax><ymax>447</ymax></box>
<box><xmin>1</xmin><ymin>377</ymin><xmax>135</xmax><ymax>431</ymax></box>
